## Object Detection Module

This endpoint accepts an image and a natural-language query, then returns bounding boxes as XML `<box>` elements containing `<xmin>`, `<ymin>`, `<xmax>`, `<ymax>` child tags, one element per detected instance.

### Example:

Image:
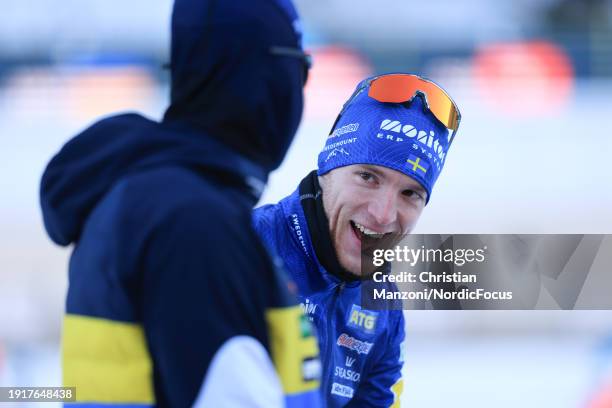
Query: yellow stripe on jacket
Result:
<box><xmin>265</xmin><ymin>306</ymin><xmax>320</xmax><ymax>395</ymax></box>
<box><xmin>63</xmin><ymin>314</ymin><xmax>154</xmax><ymax>404</ymax></box>
<box><xmin>390</xmin><ymin>378</ymin><xmax>404</xmax><ymax>408</ymax></box>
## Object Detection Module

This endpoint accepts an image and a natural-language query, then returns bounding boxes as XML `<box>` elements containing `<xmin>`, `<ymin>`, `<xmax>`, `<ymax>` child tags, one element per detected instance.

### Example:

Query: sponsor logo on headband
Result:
<box><xmin>377</xmin><ymin>119</ymin><xmax>446</xmax><ymax>165</ymax></box>
<box><xmin>329</xmin><ymin>123</ymin><xmax>360</xmax><ymax>139</ymax></box>
<box><xmin>322</xmin><ymin>137</ymin><xmax>358</xmax><ymax>152</ymax></box>
<box><xmin>325</xmin><ymin>148</ymin><xmax>350</xmax><ymax>162</ymax></box>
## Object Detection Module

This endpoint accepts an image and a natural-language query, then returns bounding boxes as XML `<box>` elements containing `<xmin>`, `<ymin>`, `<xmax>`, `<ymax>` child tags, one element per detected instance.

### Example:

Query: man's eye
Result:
<box><xmin>358</xmin><ymin>172</ymin><xmax>374</xmax><ymax>182</ymax></box>
<box><xmin>403</xmin><ymin>189</ymin><xmax>424</xmax><ymax>201</ymax></box>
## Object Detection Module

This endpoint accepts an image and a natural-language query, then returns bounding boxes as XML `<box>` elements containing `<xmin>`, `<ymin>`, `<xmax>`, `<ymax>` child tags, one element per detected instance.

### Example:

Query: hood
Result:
<box><xmin>41</xmin><ymin>114</ymin><xmax>268</xmax><ymax>246</ymax></box>
<box><xmin>163</xmin><ymin>0</ymin><xmax>306</xmax><ymax>172</ymax></box>
<box><xmin>41</xmin><ymin>0</ymin><xmax>306</xmax><ymax>247</ymax></box>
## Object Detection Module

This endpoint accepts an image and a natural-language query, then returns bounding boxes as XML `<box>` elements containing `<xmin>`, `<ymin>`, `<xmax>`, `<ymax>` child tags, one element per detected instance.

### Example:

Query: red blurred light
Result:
<box><xmin>474</xmin><ymin>40</ymin><xmax>574</xmax><ymax>116</ymax></box>
<box><xmin>303</xmin><ymin>46</ymin><xmax>372</xmax><ymax>121</ymax></box>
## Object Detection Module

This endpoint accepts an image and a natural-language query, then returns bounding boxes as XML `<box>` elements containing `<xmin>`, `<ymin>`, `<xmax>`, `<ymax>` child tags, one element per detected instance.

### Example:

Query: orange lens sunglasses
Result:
<box><xmin>331</xmin><ymin>73</ymin><xmax>461</xmax><ymax>143</ymax></box>
<box><xmin>368</xmin><ymin>73</ymin><xmax>460</xmax><ymax>132</ymax></box>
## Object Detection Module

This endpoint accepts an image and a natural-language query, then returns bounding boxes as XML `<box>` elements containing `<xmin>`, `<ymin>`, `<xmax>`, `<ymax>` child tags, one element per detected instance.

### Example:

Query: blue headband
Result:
<box><xmin>317</xmin><ymin>76</ymin><xmax>456</xmax><ymax>203</ymax></box>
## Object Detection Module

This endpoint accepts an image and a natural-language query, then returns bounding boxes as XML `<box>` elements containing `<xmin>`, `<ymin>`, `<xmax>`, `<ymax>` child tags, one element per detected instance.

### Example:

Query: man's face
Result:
<box><xmin>320</xmin><ymin>164</ymin><xmax>427</xmax><ymax>276</ymax></box>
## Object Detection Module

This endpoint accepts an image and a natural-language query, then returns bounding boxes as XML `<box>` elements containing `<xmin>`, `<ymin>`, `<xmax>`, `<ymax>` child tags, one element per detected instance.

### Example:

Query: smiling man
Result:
<box><xmin>254</xmin><ymin>73</ymin><xmax>461</xmax><ymax>407</ymax></box>
<box><xmin>320</xmin><ymin>164</ymin><xmax>427</xmax><ymax>275</ymax></box>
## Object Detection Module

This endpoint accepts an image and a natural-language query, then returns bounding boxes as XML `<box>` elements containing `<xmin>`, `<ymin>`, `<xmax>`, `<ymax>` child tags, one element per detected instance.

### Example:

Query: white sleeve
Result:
<box><xmin>192</xmin><ymin>336</ymin><xmax>284</xmax><ymax>408</ymax></box>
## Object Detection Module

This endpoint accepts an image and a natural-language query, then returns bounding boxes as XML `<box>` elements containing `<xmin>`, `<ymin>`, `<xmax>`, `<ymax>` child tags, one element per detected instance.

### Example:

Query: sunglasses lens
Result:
<box><xmin>368</xmin><ymin>75</ymin><xmax>416</xmax><ymax>103</ymax></box>
<box><xmin>368</xmin><ymin>74</ymin><xmax>460</xmax><ymax>131</ymax></box>
<box><xmin>269</xmin><ymin>46</ymin><xmax>312</xmax><ymax>86</ymax></box>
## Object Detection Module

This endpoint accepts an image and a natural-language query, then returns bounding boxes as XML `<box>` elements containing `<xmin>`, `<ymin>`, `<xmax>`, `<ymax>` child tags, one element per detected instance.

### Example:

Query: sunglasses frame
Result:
<box><xmin>331</xmin><ymin>73</ymin><xmax>461</xmax><ymax>145</ymax></box>
<box><xmin>269</xmin><ymin>46</ymin><xmax>312</xmax><ymax>85</ymax></box>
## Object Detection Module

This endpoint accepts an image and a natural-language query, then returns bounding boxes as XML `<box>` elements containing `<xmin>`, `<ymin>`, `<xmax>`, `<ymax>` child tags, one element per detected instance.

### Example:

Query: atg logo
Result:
<box><xmin>337</xmin><ymin>333</ymin><xmax>373</xmax><ymax>355</ymax></box>
<box><xmin>347</xmin><ymin>304</ymin><xmax>377</xmax><ymax>334</ymax></box>
<box><xmin>377</xmin><ymin>119</ymin><xmax>447</xmax><ymax>162</ymax></box>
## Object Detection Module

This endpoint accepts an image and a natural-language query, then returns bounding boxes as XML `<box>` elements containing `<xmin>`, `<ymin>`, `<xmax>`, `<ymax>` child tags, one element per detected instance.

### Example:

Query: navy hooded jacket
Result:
<box><xmin>40</xmin><ymin>0</ymin><xmax>320</xmax><ymax>406</ymax></box>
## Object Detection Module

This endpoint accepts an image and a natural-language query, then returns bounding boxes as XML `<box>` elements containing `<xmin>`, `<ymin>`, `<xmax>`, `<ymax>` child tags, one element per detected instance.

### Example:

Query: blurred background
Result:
<box><xmin>1</xmin><ymin>0</ymin><xmax>612</xmax><ymax>406</ymax></box>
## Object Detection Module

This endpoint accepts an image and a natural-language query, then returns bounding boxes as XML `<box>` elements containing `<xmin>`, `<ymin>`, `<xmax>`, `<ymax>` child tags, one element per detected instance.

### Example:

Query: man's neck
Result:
<box><xmin>299</xmin><ymin>171</ymin><xmax>360</xmax><ymax>283</ymax></box>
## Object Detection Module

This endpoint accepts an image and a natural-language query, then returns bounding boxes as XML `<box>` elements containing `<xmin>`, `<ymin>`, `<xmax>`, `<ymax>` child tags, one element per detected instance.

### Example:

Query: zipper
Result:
<box><xmin>322</xmin><ymin>282</ymin><xmax>345</xmax><ymax>398</ymax></box>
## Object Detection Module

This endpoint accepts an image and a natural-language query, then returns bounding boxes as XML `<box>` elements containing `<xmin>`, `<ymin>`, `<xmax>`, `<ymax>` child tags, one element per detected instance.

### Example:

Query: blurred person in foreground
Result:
<box><xmin>254</xmin><ymin>73</ymin><xmax>461</xmax><ymax>407</ymax></box>
<box><xmin>39</xmin><ymin>0</ymin><xmax>321</xmax><ymax>406</ymax></box>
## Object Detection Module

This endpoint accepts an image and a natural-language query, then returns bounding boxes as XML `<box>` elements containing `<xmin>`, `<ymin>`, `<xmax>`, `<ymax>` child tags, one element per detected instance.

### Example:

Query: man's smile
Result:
<box><xmin>350</xmin><ymin>220</ymin><xmax>389</xmax><ymax>240</ymax></box>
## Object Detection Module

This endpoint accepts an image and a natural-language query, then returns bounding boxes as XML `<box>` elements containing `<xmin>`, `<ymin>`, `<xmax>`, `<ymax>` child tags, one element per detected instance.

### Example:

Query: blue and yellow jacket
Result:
<box><xmin>253</xmin><ymin>173</ymin><xmax>405</xmax><ymax>408</ymax></box>
<box><xmin>40</xmin><ymin>0</ymin><xmax>320</xmax><ymax>406</ymax></box>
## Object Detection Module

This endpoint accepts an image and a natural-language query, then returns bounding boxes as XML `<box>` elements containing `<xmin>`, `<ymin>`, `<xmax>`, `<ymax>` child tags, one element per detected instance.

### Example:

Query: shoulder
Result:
<box><xmin>253</xmin><ymin>182</ymin><xmax>305</xmax><ymax>242</ymax></box>
<box><xmin>117</xmin><ymin>166</ymin><xmax>244</xmax><ymax>224</ymax></box>
<box><xmin>123</xmin><ymin>168</ymin><xmax>278</xmax><ymax>287</ymax></box>
<box><xmin>76</xmin><ymin>113</ymin><xmax>156</xmax><ymax>141</ymax></box>
<box><xmin>90</xmin><ymin>165</ymin><xmax>251</xmax><ymax>263</ymax></box>
<box><xmin>253</xmin><ymin>186</ymin><xmax>304</xmax><ymax>238</ymax></box>
<box><xmin>253</xmin><ymin>202</ymin><xmax>285</xmax><ymax>236</ymax></box>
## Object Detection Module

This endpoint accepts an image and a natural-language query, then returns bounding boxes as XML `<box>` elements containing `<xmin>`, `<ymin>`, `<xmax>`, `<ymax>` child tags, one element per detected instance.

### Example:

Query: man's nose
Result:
<box><xmin>368</xmin><ymin>190</ymin><xmax>397</xmax><ymax>227</ymax></box>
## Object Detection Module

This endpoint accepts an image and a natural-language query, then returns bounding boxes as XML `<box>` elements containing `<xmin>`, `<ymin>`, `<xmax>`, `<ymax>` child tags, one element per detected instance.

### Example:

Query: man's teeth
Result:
<box><xmin>354</xmin><ymin>222</ymin><xmax>384</xmax><ymax>238</ymax></box>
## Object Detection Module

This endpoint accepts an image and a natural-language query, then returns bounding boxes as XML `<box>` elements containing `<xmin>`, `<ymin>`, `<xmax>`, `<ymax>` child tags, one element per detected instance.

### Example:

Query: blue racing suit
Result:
<box><xmin>254</xmin><ymin>172</ymin><xmax>405</xmax><ymax>407</ymax></box>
